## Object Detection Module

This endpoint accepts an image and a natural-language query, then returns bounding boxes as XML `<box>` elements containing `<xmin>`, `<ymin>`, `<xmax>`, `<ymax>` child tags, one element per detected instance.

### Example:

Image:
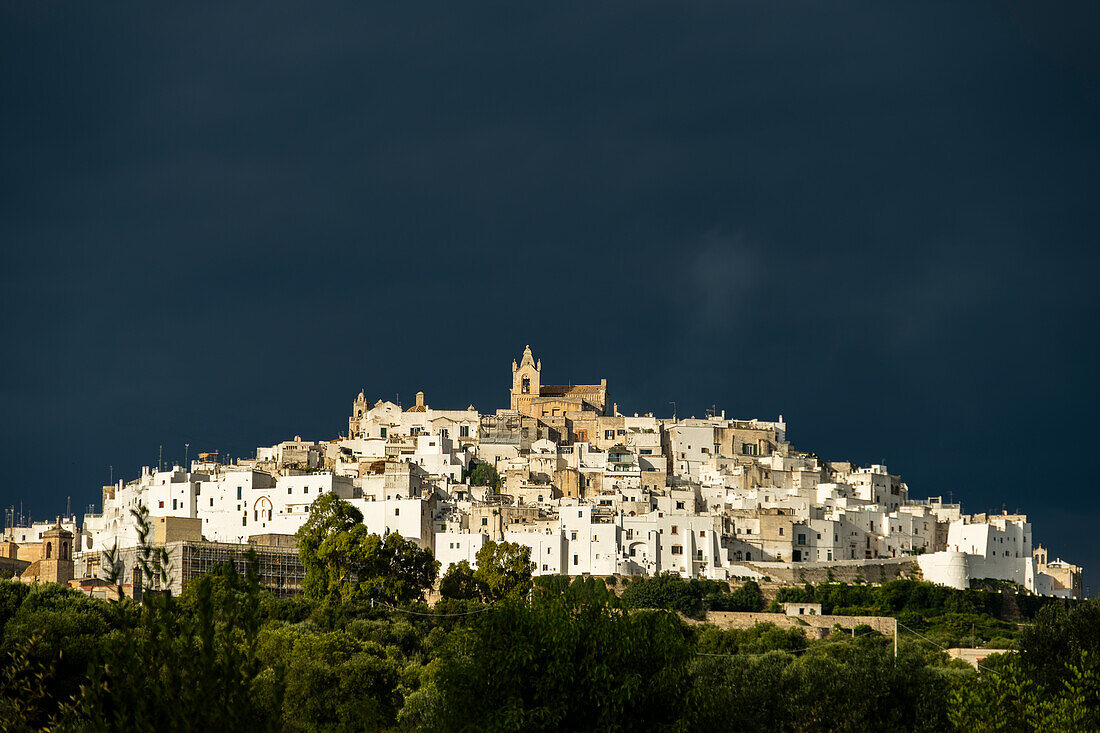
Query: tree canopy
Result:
<box><xmin>439</xmin><ymin>540</ymin><xmax>534</xmax><ymax>604</ymax></box>
<box><xmin>296</xmin><ymin>492</ymin><xmax>438</xmax><ymax>605</ymax></box>
<box><xmin>468</xmin><ymin>460</ymin><xmax>500</xmax><ymax>489</ymax></box>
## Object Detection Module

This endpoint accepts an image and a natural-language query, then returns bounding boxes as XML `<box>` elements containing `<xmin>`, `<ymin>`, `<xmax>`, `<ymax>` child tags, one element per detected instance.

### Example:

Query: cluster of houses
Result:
<box><xmin>1</xmin><ymin>346</ymin><xmax>1083</xmax><ymax>599</ymax></box>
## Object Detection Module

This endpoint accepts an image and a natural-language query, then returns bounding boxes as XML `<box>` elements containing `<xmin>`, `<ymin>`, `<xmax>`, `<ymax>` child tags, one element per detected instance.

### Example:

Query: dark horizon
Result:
<box><xmin>2</xmin><ymin>2</ymin><xmax>1098</xmax><ymax>583</ymax></box>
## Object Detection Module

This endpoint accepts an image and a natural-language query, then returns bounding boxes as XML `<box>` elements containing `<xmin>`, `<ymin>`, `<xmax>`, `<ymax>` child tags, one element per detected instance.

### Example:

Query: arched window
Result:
<box><xmin>521</xmin><ymin>377</ymin><xmax>530</xmax><ymax>394</ymax></box>
<box><xmin>254</xmin><ymin>496</ymin><xmax>273</xmax><ymax>523</ymax></box>
<box><xmin>745</xmin><ymin>551</ymin><xmax>751</xmax><ymax>561</ymax></box>
<box><xmin>45</xmin><ymin>541</ymin><xmax>52</xmax><ymax>559</ymax></box>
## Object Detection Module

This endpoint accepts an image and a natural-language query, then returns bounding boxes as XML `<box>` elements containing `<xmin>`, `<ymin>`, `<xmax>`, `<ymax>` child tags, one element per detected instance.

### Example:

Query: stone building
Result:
<box><xmin>509</xmin><ymin>345</ymin><xmax>608</xmax><ymax>418</ymax></box>
<box><xmin>18</xmin><ymin>519</ymin><xmax>74</xmax><ymax>585</ymax></box>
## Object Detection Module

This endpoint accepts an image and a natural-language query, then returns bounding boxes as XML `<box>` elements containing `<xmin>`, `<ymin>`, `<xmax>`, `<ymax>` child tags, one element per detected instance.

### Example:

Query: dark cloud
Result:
<box><xmin>2</xmin><ymin>1</ymin><xmax>1098</xmax><ymax>579</ymax></box>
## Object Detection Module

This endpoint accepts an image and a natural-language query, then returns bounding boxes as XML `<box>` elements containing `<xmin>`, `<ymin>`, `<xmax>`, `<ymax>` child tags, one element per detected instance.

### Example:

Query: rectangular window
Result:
<box><xmin>571</xmin><ymin>531</ymin><xmax>578</xmax><ymax>540</ymax></box>
<box><xmin>237</xmin><ymin>488</ymin><xmax>242</xmax><ymax>500</ymax></box>
<box><xmin>158</xmin><ymin>501</ymin><xmax>164</xmax><ymax>509</ymax></box>
<box><xmin>242</xmin><ymin>517</ymin><xmax>247</xmax><ymax>526</ymax></box>
<box><xmin>798</xmin><ymin>534</ymin><xmax>806</xmax><ymax>544</ymax></box>
<box><xmin>671</xmin><ymin>545</ymin><xmax>683</xmax><ymax>555</ymax></box>
<box><xmin>573</xmin><ymin>554</ymin><xmax>578</xmax><ymax>565</ymax></box>
<box><xmin>779</xmin><ymin>528</ymin><xmax>784</xmax><ymax>535</ymax></box>
<box><xmin>460</xmin><ymin>425</ymin><xmax>469</xmax><ymax>438</ymax></box>
<box><xmin>380</xmin><ymin>427</ymin><xmax>387</xmax><ymax>438</ymax></box>
<box><xmin>676</xmin><ymin>501</ymin><xmax>685</xmax><ymax>510</ymax></box>
<box><xmin>481</xmin><ymin>517</ymin><xmax>488</xmax><ymax>526</ymax></box>
<box><xmin>288</xmin><ymin>487</ymin><xmax>292</xmax><ymax>494</ymax></box>
<box><xmin>395</xmin><ymin>508</ymin><xmax>400</xmax><ymax>516</ymax></box>
<box><xmin>672</xmin><ymin>526</ymin><xmax>678</xmax><ymax>535</ymax></box>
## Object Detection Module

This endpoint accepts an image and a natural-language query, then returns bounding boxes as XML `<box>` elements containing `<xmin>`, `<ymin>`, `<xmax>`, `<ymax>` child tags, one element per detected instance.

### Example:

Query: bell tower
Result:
<box><xmin>510</xmin><ymin>345</ymin><xmax>541</xmax><ymax>410</ymax></box>
<box><xmin>349</xmin><ymin>390</ymin><xmax>368</xmax><ymax>439</ymax></box>
<box><xmin>40</xmin><ymin>519</ymin><xmax>74</xmax><ymax>585</ymax></box>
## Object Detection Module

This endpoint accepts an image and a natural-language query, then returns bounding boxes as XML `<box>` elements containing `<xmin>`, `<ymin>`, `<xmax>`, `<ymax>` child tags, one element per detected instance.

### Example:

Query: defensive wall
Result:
<box><xmin>700</xmin><ymin>610</ymin><xmax>898</xmax><ymax>638</ymax></box>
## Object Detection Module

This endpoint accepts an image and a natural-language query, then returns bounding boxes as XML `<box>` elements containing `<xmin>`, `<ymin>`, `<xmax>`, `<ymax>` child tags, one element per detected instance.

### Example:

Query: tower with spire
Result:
<box><xmin>510</xmin><ymin>344</ymin><xmax>542</xmax><ymax>409</ymax></box>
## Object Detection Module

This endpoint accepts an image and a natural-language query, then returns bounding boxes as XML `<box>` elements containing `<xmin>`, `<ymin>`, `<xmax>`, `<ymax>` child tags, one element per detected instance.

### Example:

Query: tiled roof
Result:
<box><xmin>540</xmin><ymin>384</ymin><xmax>605</xmax><ymax>396</ymax></box>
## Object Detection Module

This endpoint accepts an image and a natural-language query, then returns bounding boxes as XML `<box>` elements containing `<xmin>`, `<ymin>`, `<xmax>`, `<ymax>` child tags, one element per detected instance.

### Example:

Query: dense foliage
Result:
<box><xmin>0</xmin><ymin>572</ymin><xmax>1096</xmax><ymax>731</ymax></box>
<box><xmin>769</xmin><ymin>578</ymin><xmax>1061</xmax><ymax>648</ymax></box>
<box><xmin>467</xmin><ymin>461</ymin><xmax>499</xmax><ymax>489</ymax></box>
<box><xmin>620</xmin><ymin>572</ymin><xmax>766</xmax><ymax>618</ymax></box>
<box><xmin>297</xmin><ymin>493</ymin><xmax>438</xmax><ymax>605</ymax></box>
<box><xmin>1</xmin><ymin>498</ymin><xmax>1092</xmax><ymax>731</ymax></box>
<box><xmin>438</xmin><ymin>540</ymin><xmax>534</xmax><ymax>603</ymax></box>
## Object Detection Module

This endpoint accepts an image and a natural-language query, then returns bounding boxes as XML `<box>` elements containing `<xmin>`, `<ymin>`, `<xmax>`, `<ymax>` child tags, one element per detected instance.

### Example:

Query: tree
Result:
<box><xmin>472</xmin><ymin>541</ymin><xmax>534</xmax><ymax>603</ymax></box>
<box><xmin>620</xmin><ymin>573</ymin><xmax>705</xmax><ymax>618</ymax></box>
<box><xmin>296</xmin><ymin>493</ymin><xmax>438</xmax><ymax>605</ymax></box>
<box><xmin>468</xmin><ymin>461</ymin><xmax>499</xmax><ymax>489</ymax></box>
<box><xmin>415</xmin><ymin>598</ymin><xmax>692</xmax><ymax>731</ymax></box>
<box><xmin>437</xmin><ymin>542</ymin><xmax>533</xmax><ymax>604</ymax></box>
<box><xmin>439</xmin><ymin>561</ymin><xmax>480</xmax><ymax>601</ymax></box>
<box><xmin>947</xmin><ymin>599</ymin><xmax>1100</xmax><ymax>732</ymax></box>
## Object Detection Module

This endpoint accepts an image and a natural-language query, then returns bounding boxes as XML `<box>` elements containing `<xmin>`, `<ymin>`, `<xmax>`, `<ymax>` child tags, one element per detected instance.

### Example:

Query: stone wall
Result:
<box><xmin>743</xmin><ymin>557</ymin><xmax>918</xmax><ymax>584</ymax></box>
<box><xmin>702</xmin><ymin>610</ymin><xmax>897</xmax><ymax>637</ymax></box>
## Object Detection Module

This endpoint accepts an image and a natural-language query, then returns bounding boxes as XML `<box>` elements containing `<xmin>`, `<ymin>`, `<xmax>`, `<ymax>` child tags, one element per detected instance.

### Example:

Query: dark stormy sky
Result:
<box><xmin>2</xmin><ymin>3</ymin><xmax>1098</xmax><ymax>582</ymax></box>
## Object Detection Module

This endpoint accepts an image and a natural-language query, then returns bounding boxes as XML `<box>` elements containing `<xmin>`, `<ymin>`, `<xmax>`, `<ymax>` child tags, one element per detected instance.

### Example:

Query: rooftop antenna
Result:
<box><xmin>109</xmin><ymin>465</ymin><xmax>113</xmax><ymax>484</ymax></box>
<box><xmin>158</xmin><ymin>444</ymin><xmax>163</xmax><ymax>472</ymax></box>
<box><xmin>184</xmin><ymin>443</ymin><xmax>190</xmax><ymax>469</ymax></box>
<box><xmin>669</xmin><ymin>401</ymin><xmax>677</xmax><ymax>422</ymax></box>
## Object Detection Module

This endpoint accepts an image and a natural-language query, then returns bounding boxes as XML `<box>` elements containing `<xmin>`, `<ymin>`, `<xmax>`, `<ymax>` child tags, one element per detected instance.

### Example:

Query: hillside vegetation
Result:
<box><xmin>0</xmin><ymin>497</ymin><xmax>1094</xmax><ymax>731</ymax></box>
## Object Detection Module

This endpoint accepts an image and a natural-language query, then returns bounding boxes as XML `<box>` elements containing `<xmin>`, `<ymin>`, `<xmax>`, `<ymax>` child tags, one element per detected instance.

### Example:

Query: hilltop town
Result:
<box><xmin>0</xmin><ymin>346</ymin><xmax>1084</xmax><ymax>599</ymax></box>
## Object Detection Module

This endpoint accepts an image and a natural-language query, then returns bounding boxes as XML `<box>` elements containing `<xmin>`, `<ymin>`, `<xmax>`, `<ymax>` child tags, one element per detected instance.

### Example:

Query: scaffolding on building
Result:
<box><xmin>177</xmin><ymin>541</ymin><xmax>305</xmax><ymax>599</ymax></box>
